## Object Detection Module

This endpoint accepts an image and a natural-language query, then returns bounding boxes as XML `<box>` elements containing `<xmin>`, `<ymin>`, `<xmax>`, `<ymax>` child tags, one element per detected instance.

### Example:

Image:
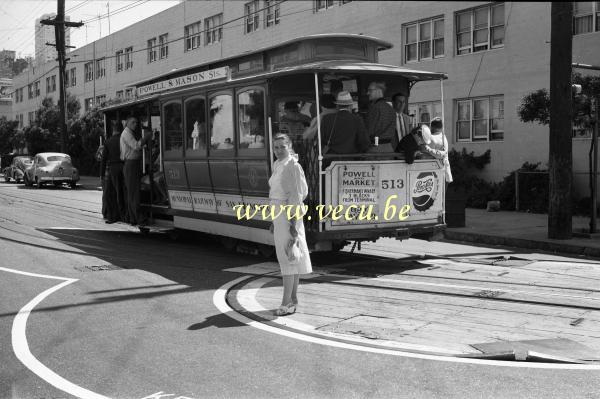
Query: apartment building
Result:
<box><xmin>11</xmin><ymin>1</ymin><xmax>600</xmax><ymax>196</ymax></box>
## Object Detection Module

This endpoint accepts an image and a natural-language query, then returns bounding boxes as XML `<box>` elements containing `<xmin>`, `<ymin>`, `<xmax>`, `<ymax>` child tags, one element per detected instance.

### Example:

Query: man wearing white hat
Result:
<box><xmin>320</xmin><ymin>91</ymin><xmax>370</xmax><ymax>154</ymax></box>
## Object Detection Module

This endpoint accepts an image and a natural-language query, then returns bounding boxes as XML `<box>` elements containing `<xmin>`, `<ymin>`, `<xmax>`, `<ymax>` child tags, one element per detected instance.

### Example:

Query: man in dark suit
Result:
<box><xmin>101</xmin><ymin>121</ymin><xmax>127</xmax><ymax>223</ymax></box>
<box><xmin>320</xmin><ymin>91</ymin><xmax>371</xmax><ymax>154</ymax></box>
<box><xmin>392</xmin><ymin>93</ymin><xmax>411</xmax><ymax>151</ymax></box>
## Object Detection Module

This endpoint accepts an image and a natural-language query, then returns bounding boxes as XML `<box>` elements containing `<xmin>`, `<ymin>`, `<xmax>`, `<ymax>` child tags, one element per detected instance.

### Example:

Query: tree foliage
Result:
<box><xmin>518</xmin><ymin>73</ymin><xmax>600</xmax><ymax>127</ymax></box>
<box><xmin>0</xmin><ymin>117</ymin><xmax>19</xmax><ymax>154</ymax></box>
<box><xmin>12</xmin><ymin>58</ymin><xmax>30</xmax><ymax>76</ymax></box>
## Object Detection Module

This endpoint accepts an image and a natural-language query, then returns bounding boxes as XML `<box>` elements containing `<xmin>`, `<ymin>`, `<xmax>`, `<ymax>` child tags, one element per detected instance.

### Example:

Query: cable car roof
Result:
<box><xmin>259</xmin><ymin>60</ymin><xmax>448</xmax><ymax>81</ymax></box>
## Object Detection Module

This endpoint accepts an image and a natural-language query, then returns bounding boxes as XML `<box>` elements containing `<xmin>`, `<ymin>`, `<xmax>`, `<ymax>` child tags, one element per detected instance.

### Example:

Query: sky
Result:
<box><xmin>0</xmin><ymin>0</ymin><xmax>181</xmax><ymax>59</ymax></box>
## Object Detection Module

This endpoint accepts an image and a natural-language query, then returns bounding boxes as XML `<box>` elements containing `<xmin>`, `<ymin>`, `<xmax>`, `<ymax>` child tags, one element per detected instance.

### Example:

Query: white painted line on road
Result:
<box><xmin>214</xmin><ymin>275</ymin><xmax>600</xmax><ymax>370</ymax></box>
<box><xmin>1</xmin><ymin>266</ymin><xmax>111</xmax><ymax>399</ymax></box>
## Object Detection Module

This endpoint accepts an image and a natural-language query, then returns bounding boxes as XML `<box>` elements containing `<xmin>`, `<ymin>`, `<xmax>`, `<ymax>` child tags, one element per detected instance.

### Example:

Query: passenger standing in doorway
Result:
<box><xmin>320</xmin><ymin>91</ymin><xmax>370</xmax><ymax>154</ymax></box>
<box><xmin>101</xmin><ymin>121</ymin><xmax>127</xmax><ymax>223</ymax></box>
<box><xmin>366</xmin><ymin>81</ymin><xmax>397</xmax><ymax>152</ymax></box>
<box><xmin>268</xmin><ymin>133</ymin><xmax>312</xmax><ymax>316</ymax></box>
<box><xmin>120</xmin><ymin>116</ymin><xmax>151</xmax><ymax>225</ymax></box>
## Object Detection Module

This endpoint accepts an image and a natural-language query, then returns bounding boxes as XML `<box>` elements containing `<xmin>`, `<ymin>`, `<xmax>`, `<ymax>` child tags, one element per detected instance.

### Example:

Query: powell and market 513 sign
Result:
<box><xmin>136</xmin><ymin>66</ymin><xmax>229</xmax><ymax>97</ymax></box>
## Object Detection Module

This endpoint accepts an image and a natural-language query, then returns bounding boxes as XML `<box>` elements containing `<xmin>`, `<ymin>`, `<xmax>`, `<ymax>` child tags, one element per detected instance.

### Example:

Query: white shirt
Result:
<box><xmin>119</xmin><ymin>127</ymin><xmax>143</xmax><ymax>161</ymax></box>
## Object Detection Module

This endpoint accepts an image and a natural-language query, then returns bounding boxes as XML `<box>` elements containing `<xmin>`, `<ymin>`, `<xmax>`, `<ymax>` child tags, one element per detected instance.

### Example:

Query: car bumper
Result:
<box><xmin>40</xmin><ymin>176</ymin><xmax>80</xmax><ymax>182</ymax></box>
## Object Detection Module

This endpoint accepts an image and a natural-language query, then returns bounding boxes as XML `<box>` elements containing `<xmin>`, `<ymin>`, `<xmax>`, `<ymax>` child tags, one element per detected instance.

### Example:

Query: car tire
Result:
<box><xmin>35</xmin><ymin>177</ymin><xmax>42</xmax><ymax>189</ymax></box>
<box><xmin>23</xmin><ymin>175</ymin><xmax>31</xmax><ymax>187</ymax></box>
<box><xmin>4</xmin><ymin>176</ymin><xmax>9</xmax><ymax>183</ymax></box>
<box><xmin>70</xmin><ymin>182</ymin><xmax>77</xmax><ymax>189</ymax></box>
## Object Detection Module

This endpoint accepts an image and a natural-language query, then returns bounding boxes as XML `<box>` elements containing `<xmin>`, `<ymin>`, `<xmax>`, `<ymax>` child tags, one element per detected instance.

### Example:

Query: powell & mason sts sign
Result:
<box><xmin>136</xmin><ymin>66</ymin><xmax>229</xmax><ymax>97</ymax></box>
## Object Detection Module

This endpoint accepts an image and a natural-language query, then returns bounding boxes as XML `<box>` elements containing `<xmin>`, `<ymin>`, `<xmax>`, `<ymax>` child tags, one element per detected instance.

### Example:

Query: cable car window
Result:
<box><xmin>238</xmin><ymin>88</ymin><xmax>265</xmax><ymax>152</ymax></box>
<box><xmin>163</xmin><ymin>101</ymin><xmax>183</xmax><ymax>158</ymax></box>
<box><xmin>209</xmin><ymin>92</ymin><xmax>234</xmax><ymax>153</ymax></box>
<box><xmin>185</xmin><ymin>96</ymin><xmax>207</xmax><ymax>156</ymax></box>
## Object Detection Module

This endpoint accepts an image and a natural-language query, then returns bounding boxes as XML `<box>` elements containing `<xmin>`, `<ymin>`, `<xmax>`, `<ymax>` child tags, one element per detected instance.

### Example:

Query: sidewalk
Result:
<box><xmin>444</xmin><ymin>208</ymin><xmax>600</xmax><ymax>259</ymax></box>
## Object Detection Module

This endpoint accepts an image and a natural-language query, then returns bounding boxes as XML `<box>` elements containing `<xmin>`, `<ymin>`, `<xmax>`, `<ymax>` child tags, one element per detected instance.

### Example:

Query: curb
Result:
<box><xmin>443</xmin><ymin>230</ymin><xmax>600</xmax><ymax>259</ymax></box>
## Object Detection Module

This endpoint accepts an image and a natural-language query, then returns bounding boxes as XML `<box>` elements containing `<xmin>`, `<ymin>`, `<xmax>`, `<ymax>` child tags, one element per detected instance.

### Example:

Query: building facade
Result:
<box><xmin>0</xmin><ymin>50</ymin><xmax>16</xmax><ymax>79</ymax></box>
<box><xmin>11</xmin><ymin>1</ymin><xmax>600</xmax><ymax>196</ymax></box>
<box><xmin>34</xmin><ymin>13</ymin><xmax>71</xmax><ymax>67</ymax></box>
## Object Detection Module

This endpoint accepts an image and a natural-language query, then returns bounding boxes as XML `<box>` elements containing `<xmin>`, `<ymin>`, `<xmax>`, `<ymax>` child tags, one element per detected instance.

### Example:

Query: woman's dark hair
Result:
<box><xmin>430</xmin><ymin>117</ymin><xmax>443</xmax><ymax>130</ymax></box>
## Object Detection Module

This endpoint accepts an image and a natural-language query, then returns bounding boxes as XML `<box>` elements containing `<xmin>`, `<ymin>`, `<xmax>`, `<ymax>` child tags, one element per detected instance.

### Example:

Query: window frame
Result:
<box><xmin>159</xmin><ymin>33</ymin><xmax>169</xmax><ymax>59</ymax></box>
<box><xmin>455</xmin><ymin>95</ymin><xmax>504</xmax><ymax>142</ymax></box>
<box><xmin>70</xmin><ymin>68</ymin><xmax>76</xmax><ymax>86</ymax></box>
<box><xmin>184</xmin><ymin>94</ymin><xmax>208</xmax><ymax>158</ymax></box>
<box><xmin>408</xmin><ymin>100</ymin><xmax>442</xmax><ymax>130</ymax></box>
<box><xmin>116</xmin><ymin>50</ymin><xmax>124</xmax><ymax>72</ymax></box>
<box><xmin>264</xmin><ymin>0</ymin><xmax>281</xmax><ymax>28</ymax></box>
<box><xmin>184</xmin><ymin>21</ymin><xmax>202</xmax><ymax>51</ymax></box>
<box><xmin>34</xmin><ymin>81</ymin><xmax>40</xmax><ymax>97</ymax></box>
<box><xmin>124</xmin><ymin>46</ymin><xmax>133</xmax><ymax>70</ymax></box>
<box><xmin>403</xmin><ymin>16</ymin><xmax>445</xmax><ymax>63</ymax></box>
<box><xmin>84</xmin><ymin>61</ymin><xmax>94</xmax><ymax>82</ymax></box>
<box><xmin>162</xmin><ymin>99</ymin><xmax>185</xmax><ymax>160</ymax></box>
<box><xmin>205</xmin><ymin>14</ymin><xmax>223</xmax><ymax>45</ymax></box>
<box><xmin>147</xmin><ymin>38</ymin><xmax>157</xmax><ymax>63</ymax></box>
<box><xmin>245</xmin><ymin>0</ymin><xmax>261</xmax><ymax>34</ymax></box>
<box><xmin>236</xmin><ymin>85</ymin><xmax>267</xmax><ymax>157</ymax></box>
<box><xmin>95</xmin><ymin>58</ymin><xmax>105</xmax><ymax>79</ymax></box>
<box><xmin>455</xmin><ymin>3</ymin><xmax>505</xmax><ymax>56</ymax></box>
<box><xmin>208</xmin><ymin>89</ymin><xmax>235</xmax><ymax>157</ymax></box>
<box><xmin>573</xmin><ymin>1</ymin><xmax>600</xmax><ymax>35</ymax></box>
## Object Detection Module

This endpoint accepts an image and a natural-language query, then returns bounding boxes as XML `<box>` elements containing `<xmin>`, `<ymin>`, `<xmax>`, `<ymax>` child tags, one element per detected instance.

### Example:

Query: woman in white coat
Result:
<box><xmin>268</xmin><ymin>133</ymin><xmax>312</xmax><ymax>316</ymax></box>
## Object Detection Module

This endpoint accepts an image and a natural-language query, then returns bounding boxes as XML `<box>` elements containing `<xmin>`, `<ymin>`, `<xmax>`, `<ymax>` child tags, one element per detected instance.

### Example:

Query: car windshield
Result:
<box><xmin>46</xmin><ymin>155</ymin><xmax>71</xmax><ymax>162</ymax></box>
<box><xmin>17</xmin><ymin>157</ymin><xmax>33</xmax><ymax>165</ymax></box>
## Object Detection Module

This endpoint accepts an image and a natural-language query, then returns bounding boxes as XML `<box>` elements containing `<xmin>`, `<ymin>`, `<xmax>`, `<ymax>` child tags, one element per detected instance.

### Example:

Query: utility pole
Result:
<box><xmin>40</xmin><ymin>0</ymin><xmax>83</xmax><ymax>153</ymax></box>
<box><xmin>548</xmin><ymin>2</ymin><xmax>573</xmax><ymax>239</ymax></box>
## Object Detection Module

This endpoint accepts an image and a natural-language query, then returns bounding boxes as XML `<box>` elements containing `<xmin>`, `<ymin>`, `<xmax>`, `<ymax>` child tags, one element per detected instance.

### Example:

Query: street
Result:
<box><xmin>0</xmin><ymin>181</ymin><xmax>599</xmax><ymax>399</ymax></box>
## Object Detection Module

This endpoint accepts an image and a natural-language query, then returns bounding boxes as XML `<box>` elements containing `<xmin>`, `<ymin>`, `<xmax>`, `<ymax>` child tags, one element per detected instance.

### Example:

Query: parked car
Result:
<box><xmin>23</xmin><ymin>152</ymin><xmax>80</xmax><ymax>188</ymax></box>
<box><xmin>3</xmin><ymin>156</ymin><xmax>34</xmax><ymax>183</ymax></box>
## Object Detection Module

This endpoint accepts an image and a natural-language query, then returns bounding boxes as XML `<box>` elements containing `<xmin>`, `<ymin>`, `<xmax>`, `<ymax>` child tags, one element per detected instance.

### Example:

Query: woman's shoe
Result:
<box><xmin>274</xmin><ymin>303</ymin><xmax>296</xmax><ymax>316</ymax></box>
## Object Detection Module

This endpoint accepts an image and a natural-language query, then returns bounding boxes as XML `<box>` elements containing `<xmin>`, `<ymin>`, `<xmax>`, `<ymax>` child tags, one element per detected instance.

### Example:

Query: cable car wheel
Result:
<box><xmin>220</xmin><ymin>236</ymin><xmax>238</xmax><ymax>251</ymax></box>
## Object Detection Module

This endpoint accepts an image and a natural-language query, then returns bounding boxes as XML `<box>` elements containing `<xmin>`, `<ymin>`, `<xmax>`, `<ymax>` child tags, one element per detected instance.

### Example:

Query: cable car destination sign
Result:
<box><xmin>136</xmin><ymin>66</ymin><xmax>229</xmax><ymax>97</ymax></box>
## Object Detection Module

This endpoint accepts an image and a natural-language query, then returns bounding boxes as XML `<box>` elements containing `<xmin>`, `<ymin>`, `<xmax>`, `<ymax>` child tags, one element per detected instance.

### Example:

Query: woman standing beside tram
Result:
<box><xmin>269</xmin><ymin>133</ymin><xmax>312</xmax><ymax>316</ymax></box>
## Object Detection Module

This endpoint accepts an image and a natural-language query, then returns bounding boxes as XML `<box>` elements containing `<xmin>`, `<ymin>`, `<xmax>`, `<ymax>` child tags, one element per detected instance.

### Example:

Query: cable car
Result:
<box><xmin>100</xmin><ymin>34</ymin><xmax>448</xmax><ymax>253</ymax></box>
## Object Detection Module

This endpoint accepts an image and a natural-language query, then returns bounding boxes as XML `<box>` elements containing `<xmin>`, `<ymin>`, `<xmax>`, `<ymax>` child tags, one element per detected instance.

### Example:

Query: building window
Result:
<box><xmin>34</xmin><ymin>81</ymin><xmax>40</xmax><ymax>97</ymax></box>
<box><xmin>16</xmin><ymin>88</ymin><xmax>23</xmax><ymax>103</ymax></box>
<box><xmin>573</xmin><ymin>2</ymin><xmax>600</xmax><ymax>34</ymax></box>
<box><xmin>46</xmin><ymin>75</ymin><xmax>56</xmax><ymax>93</ymax></box>
<box><xmin>18</xmin><ymin>114</ymin><xmax>23</xmax><ymax>128</ymax></box>
<box><xmin>116</xmin><ymin>90</ymin><xmax>123</xmax><ymax>99</ymax></box>
<box><xmin>205</xmin><ymin>14</ymin><xmax>223</xmax><ymax>45</ymax></box>
<box><xmin>125</xmin><ymin>47</ymin><xmax>133</xmax><ymax>69</ymax></box>
<box><xmin>314</xmin><ymin>0</ymin><xmax>335</xmax><ymax>11</ymax></box>
<box><xmin>245</xmin><ymin>1</ymin><xmax>260</xmax><ymax>34</ymax></box>
<box><xmin>185</xmin><ymin>21</ymin><xmax>202</xmax><ymax>51</ymax></box>
<box><xmin>95</xmin><ymin>95</ymin><xmax>106</xmax><ymax>107</ymax></box>
<box><xmin>264</xmin><ymin>0</ymin><xmax>280</xmax><ymax>27</ymax></box>
<box><xmin>116</xmin><ymin>50</ymin><xmax>124</xmax><ymax>72</ymax></box>
<box><xmin>404</xmin><ymin>17</ymin><xmax>444</xmax><ymax>63</ymax></box>
<box><xmin>159</xmin><ymin>34</ymin><xmax>168</xmax><ymax>59</ymax></box>
<box><xmin>84</xmin><ymin>61</ymin><xmax>94</xmax><ymax>82</ymax></box>
<box><xmin>456</xmin><ymin>95</ymin><xmax>504</xmax><ymax>142</ymax></box>
<box><xmin>28</xmin><ymin>84</ymin><xmax>33</xmax><ymax>99</ymax></box>
<box><xmin>456</xmin><ymin>3</ymin><xmax>504</xmax><ymax>55</ymax></box>
<box><xmin>69</xmin><ymin>67</ymin><xmax>76</xmax><ymax>86</ymax></box>
<box><xmin>147</xmin><ymin>38</ymin><xmax>157</xmax><ymax>63</ymax></box>
<box><xmin>95</xmin><ymin>58</ymin><xmax>105</xmax><ymax>79</ymax></box>
<box><xmin>84</xmin><ymin>97</ymin><xmax>93</xmax><ymax>111</ymax></box>
<box><xmin>408</xmin><ymin>101</ymin><xmax>442</xmax><ymax>130</ymax></box>
<box><xmin>28</xmin><ymin>111</ymin><xmax>35</xmax><ymax>125</ymax></box>
<box><xmin>125</xmin><ymin>88</ymin><xmax>133</xmax><ymax>99</ymax></box>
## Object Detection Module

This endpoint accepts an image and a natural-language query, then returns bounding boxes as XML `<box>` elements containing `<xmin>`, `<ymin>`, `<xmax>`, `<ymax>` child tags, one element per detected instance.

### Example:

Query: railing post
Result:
<box><xmin>515</xmin><ymin>170</ymin><xmax>519</xmax><ymax>211</ymax></box>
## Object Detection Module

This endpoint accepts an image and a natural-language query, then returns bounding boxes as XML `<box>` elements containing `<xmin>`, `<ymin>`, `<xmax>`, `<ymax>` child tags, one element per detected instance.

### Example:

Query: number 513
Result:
<box><xmin>381</xmin><ymin>179</ymin><xmax>404</xmax><ymax>189</ymax></box>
